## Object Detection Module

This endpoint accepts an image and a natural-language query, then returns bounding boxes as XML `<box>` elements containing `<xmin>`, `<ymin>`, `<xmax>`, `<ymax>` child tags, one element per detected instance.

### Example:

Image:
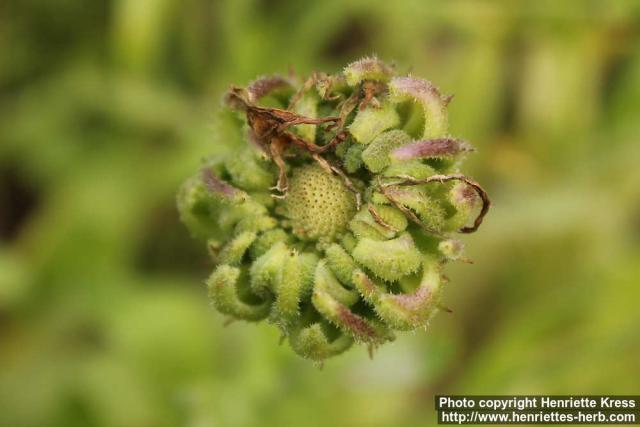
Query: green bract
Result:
<box><xmin>178</xmin><ymin>57</ymin><xmax>490</xmax><ymax>363</ymax></box>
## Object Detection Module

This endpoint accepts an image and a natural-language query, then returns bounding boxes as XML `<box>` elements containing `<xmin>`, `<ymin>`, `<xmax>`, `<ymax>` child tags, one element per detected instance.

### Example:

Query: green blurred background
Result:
<box><xmin>1</xmin><ymin>1</ymin><xmax>639</xmax><ymax>426</ymax></box>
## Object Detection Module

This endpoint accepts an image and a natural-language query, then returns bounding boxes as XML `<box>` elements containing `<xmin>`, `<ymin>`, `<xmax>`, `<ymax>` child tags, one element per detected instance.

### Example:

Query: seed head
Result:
<box><xmin>177</xmin><ymin>58</ymin><xmax>490</xmax><ymax>363</ymax></box>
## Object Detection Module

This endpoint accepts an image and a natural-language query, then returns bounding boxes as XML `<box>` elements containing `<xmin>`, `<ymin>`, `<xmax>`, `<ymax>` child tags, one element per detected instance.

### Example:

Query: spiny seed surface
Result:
<box><xmin>286</xmin><ymin>164</ymin><xmax>356</xmax><ymax>241</ymax></box>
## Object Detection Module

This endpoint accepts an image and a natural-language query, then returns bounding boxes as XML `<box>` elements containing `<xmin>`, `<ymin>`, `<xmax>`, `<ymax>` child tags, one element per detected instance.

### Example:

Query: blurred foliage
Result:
<box><xmin>1</xmin><ymin>1</ymin><xmax>639</xmax><ymax>426</ymax></box>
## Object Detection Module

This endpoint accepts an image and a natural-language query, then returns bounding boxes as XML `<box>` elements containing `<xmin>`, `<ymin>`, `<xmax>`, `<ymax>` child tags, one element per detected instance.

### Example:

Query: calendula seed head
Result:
<box><xmin>178</xmin><ymin>57</ymin><xmax>490</xmax><ymax>363</ymax></box>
